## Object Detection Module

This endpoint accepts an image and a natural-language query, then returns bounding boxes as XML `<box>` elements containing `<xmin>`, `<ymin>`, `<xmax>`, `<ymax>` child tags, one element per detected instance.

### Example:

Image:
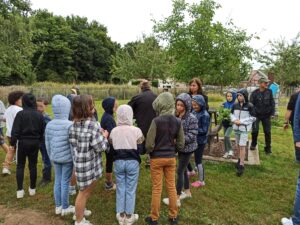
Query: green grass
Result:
<box><xmin>0</xmin><ymin>98</ymin><xmax>298</xmax><ymax>225</ymax></box>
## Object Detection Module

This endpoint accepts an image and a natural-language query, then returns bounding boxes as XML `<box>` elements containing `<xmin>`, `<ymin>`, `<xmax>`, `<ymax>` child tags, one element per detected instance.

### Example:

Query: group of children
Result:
<box><xmin>0</xmin><ymin>85</ymin><xmax>256</xmax><ymax>225</ymax></box>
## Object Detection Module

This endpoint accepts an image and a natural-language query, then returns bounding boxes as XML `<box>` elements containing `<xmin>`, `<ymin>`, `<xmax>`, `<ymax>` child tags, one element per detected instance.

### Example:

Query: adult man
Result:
<box><xmin>284</xmin><ymin>89</ymin><xmax>300</xmax><ymax>130</ymax></box>
<box><xmin>250</xmin><ymin>77</ymin><xmax>275</xmax><ymax>154</ymax></box>
<box><xmin>128</xmin><ymin>80</ymin><xmax>157</xmax><ymax>155</ymax></box>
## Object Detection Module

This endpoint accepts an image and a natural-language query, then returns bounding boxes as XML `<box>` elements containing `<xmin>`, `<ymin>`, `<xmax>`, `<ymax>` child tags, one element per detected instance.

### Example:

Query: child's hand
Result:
<box><xmin>101</xmin><ymin>129</ymin><xmax>109</xmax><ymax>139</ymax></box>
<box><xmin>296</xmin><ymin>142</ymin><xmax>300</xmax><ymax>148</ymax></box>
<box><xmin>234</xmin><ymin>120</ymin><xmax>241</xmax><ymax>125</ymax></box>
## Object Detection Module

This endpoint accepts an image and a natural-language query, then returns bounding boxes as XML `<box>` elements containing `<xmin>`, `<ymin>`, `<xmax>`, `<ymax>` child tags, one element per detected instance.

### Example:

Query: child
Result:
<box><xmin>100</xmin><ymin>97</ymin><xmax>118</xmax><ymax>191</ymax></box>
<box><xmin>109</xmin><ymin>105</ymin><xmax>144</xmax><ymax>225</ymax></box>
<box><xmin>191</xmin><ymin>95</ymin><xmax>210</xmax><ymax>188</ymax></box>
<box><xmin>163</xmin><ymin>93</ymin><xmax>198</xmax><ymax>206</ymax></box>
<box><xmin>69</xmin><ymin>95</ymin><xmax>109</xmax><ymax>225</ymax></box>
<box><xmin>0</xmin><ymin>100</ymin><xmax>9</xmax><ymax>157</ymax></box>
<box><xmin>45</xmin><ymin>95</ymin><xmax>74</xmax><ymax>216</ymax></box>
<box><xmin>230</xmin><ymin>89</ymin><xmax>256</xmax><ymax>176</ymax></box>
<box><xmin>222</xmin><ymin>90</ymin><xmax>237</xmax><ymax>158</ymax></box>
<box><xmin>145</xmin><ymin>92</ymin><xmax>184</xmax><ymax>225</ymax></box>
<box><xmin>11</xmin><ymin>93</ymin><xmax>45</xmax><ymax>198</ymax></box>
<box><xmin>37</xmin><ymin>98</ymin><xmax>52</xmax><ymax>186</ymax></box>
<box><xmin>2</xmin><ymin>91</ymin><xmax>24</xmax><ymax>175</ymax></box>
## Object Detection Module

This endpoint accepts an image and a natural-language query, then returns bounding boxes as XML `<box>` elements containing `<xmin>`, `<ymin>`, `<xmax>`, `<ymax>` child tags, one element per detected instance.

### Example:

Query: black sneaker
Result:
<box><xmin>145</xmin><ymin>216</ymin><xmax>158</xmax><ymax>225</ymax></box>
<box><xmin>264</xmin><ymin>147</ymin><xmax>272</xmax><ymax>155</ymax></box>
<box><xmin>250</xmin><ymin>145</ymin><xmax>256</xmax><ymax>151</ymax></box>
<box><xmin>236</xmin><ymin>165</ymin><xmax>245</xmax><ymax>177</ymax></box>
<box><xmin>235</xmin><ymin>159</ymin><xmax>240</xmax><ymax>169</ymax></box>
<box><xmin>169</xmin><ymin>217</ymin><xmax>178</xmax><ymax>225</ymax></box>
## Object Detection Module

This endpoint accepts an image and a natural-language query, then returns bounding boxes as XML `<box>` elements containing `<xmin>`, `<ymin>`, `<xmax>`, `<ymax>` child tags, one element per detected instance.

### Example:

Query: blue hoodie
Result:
<box><xmin>45</xmin><ymin>95</ymin><xmax>73</xmax><ymax>163</ymax></box>
<box><xmin>294</xmin><ymin>94</ymin><xmax>300</xmax><ymax>143</ymax></box>
<box><xmin>223</xmin><ymin>90</ymin><xmax>237</xmax><ymax>109</ymax></box>
<box><xmin>192</xmin><ymin>95</ymin><xmax>210</xmax><ymax>144</ymax></box>
<box><xmin>100</xmin><ymin>97</ymin><xmax>116</xmax><ymax>133</ymax></box>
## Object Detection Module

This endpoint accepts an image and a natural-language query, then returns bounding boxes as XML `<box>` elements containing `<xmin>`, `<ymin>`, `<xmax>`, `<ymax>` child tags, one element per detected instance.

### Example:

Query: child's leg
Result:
<box><xmin>164</xmin><ymin>158</ymin><xmax>177</xmax><ymax>219</ymax></box>
<box><xmin>3</xmin><ymin>145</ymin><xmax>15</xmax><ymax>169</ymax></box>
<box><xmin>239</xmin><ymin>146</ymin><xmax>246</xmax><ymax>165</ymax></box>
<box><xmin>150</xmin><ymin>158</ymin><xmax>164</xmax><ymax>221</ymax></box>
<box><xmin>27</xmin><ymin>145</ymin><xmax>39</xmax><ymax>190</ymax></box>
<box><xmin>40</xmin><ymin>142</ymin><xmax>52</xmax><ymax>182</ymax></box>
<box><xmin>16</xmin><ymin>143</ymin><xmax>26</xmax><ymax>191</ymax></box>
<box><xmin>54</xmin><ymin>163</ymin><xmax>62</xmax><ymax>207</ymax></box>
<box><xmin>0</xmin><ymin>143</ymin><xmax>9</xmax><ymax>153</ymax></box>
<box><xmin>125</xmin><ymin>160</ymin><xmax>139</xmax><ymax>215</ymax></box>
<box><xmin>105</xmin><ymin>151</ymin><xmax>114</xmax><ymax>186</ymax></box>
<box><xmin>69</xmin><ymin>170</ymin><xmax>76</xmax><ymax>193</ymax></box>
<box><xmin>239</xmin><ymin>132</ymin><xmax>248</xmax><ymax>165</ymax></box>
<box><xmin>75</xmin><ymin>181</ymin><xmax>97</xmax><ymax>223</ymax></box>
<box><xmin>114</xmin><ymin>160</ymin><xmax>126</xmax><ymax>214</ymax></box>
<box><xmin>224</xmin><ymin>127</ymin><xmax>233</xmax><ymax>153</ymax></box>
<box><xmin>195</xmin><ymin>144</ymin><xmax>205</xmax><ymax>182</ymax></box>
<box><xmin>187</xmin><ymin>162</ymin><xmax>193</xmax><ymax>172</ymax></box>
<box><xmin>61</xmin><ymin>162</ymin><xmax>73</xmax><ymax>209</ymax></box>
<box><xmin>176</xmin><ymin>153</ymin><xmax>192</xmax><ymax>197</ymax></box>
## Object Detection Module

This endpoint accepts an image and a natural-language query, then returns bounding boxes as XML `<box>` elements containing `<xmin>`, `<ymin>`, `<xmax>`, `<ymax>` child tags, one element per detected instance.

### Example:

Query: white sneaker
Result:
<box><xmin>28</xmin><ymin>187</ymin><xmax>36</xmax><ymax>196</ymax></box>
<box><xmin>125</xmin><ymin>214</ymin><xmax>139</xmax><ymax>225</ymax></box>
<box><xmin>162</xmin><ymin>198</ymin><xmax>181</xmax><ymax>207</ymax></box>
<box><xmin>61</xmin><ymin>205</ymin><xmax>75</xmax><ymax>216</ymax></box>
<box><xmin>228</xmin><ymin>150</ymin><xmax>234</xmax><ymax>157</ymax></box>
<box><xmin>69</xmin><ymin>189</ymin><xmax>77</xmax><ymax>196</ymax></box>
<box><xmin>17</xmin><ymin>190</ymin><xmax>24</xmax><ymax>199</ymax></box>
<box><xmin>281</xmin><ymin>217</ymin><xmax>293</xmax><ymax>225</ymax></box>
<box><xmin>55</xmin><ymin>206</ymin><xmax>62</xmax><ymax>215</ymax></box>
<box><xmin>73</xmin><ymin>209</ymin><xmax>92</xmax><ymax>220</ymax></box>
<box><xmin>116</xmin><ymin>213</ymin><xmax>125</xmax><ymax>225</ymax></box>
<box><xmin>179</xmin><ymin>191</ymin><xmax>192</xmax><ymax>200</ymax></box>
<box><xmin>74</xmin><ymin>218</ymin><xmax>93</xmax><ymax>225</ymax></box>
<box><xmin>2</xmin><ymin>168</ymin><xmax>11</xmax><ymax>175</ymax></box>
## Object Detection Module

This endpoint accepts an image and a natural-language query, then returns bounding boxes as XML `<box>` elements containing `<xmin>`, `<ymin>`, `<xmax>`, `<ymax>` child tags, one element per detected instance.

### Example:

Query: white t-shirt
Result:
<box><xmin>4</xmin><ymin>105</ymin><xmax>23</xmax><ymax>137</ymax></box>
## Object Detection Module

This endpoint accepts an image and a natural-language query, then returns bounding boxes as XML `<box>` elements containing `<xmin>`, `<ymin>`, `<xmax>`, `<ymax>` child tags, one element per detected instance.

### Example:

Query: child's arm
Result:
<box><xmin>146</xmin><ymin>120</ymin><xmax>156</xmax><ymax>154</ymax></box>
<box><xmin>175</xmin><ymin>125</ymin><xmax>185</xmax><ymax>152</ymax></box>
<box><xmin>184</xmin><ymin>117</ymin><xmax>198</xmax><ymax>144</ymax></box>
<box><xmin>10</xmin><ymin>113</ymin><xmax>22</xmax><ymax>147</ymax></box>
<box><xmin>198</xmin><ymin>114</ymin><xmax>210</xmax><ymax>135</ymax></box>
<box><xmin>91</xmin><ymin>124</ymin><xmax>109</xmax><ymax>153</ymax></box>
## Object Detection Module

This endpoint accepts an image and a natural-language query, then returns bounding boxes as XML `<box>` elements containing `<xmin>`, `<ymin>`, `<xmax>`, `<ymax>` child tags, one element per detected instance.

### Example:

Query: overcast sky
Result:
<box><xmin>30</xmin><ymin>0</ymin><xmax>300</xmax><ymax>53</ymax></box>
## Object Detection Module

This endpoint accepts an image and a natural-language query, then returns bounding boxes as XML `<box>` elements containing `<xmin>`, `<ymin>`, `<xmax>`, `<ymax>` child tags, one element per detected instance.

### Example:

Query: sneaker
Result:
<box><xmin>61</xmin><ymin>205</ymin><xmax>75</xmax><ymax>216</ymax></box>
<box><xmin>191</xmin><ymin>181</ymin><xmax>205</xmax><ymax>188</ymax></box>
<box><xmin>17</xmin><ymin>189</ymin><xmax>24</xmax><ymax>199</ymax></box>
<box><xmin>228</xmin><ymin>150</ymin><xmax>234</xmax><ymax>157</ymax></box>
<box><xmin>236</xmin><ymin>165</ymin><xmax>245</xmax><ymax>177</ymax></box>
<box><xmin>2</xmin><ymin>167</ymin><xmax>11</xmax><ymax>175</ymax></box>
<box><xmin>28</xmin><ymin>187</ymin><xmax>36</xmax><ymax>196</ymax></box>
<box><xmin>116</xmin><ymin>213</ymin><xmax>125</xmax><ymax>225</ymax></box>
<box><xmin>145</xmin><ymin>217</ymin><xmax>158</xmax><ymax>225</ymax></box>
<box><xmin>74</xmin><ymin>218</ymin><xmax>93</xmax><ymax>225</ymax></box>
<box><xmin>162</xmin><ymin>198</ymin><xmax>181</xmax><ymax>207</ymax></box>
<box><xmin>250</xmin><ymin>145</ymin><xmax>256</xmax><ymax>151</ymax></box>
<box><xmin>281</xmin><ymin>217</ymin><xmax>293</xmax><ymax>225</ymax></box>
<box><xmin>73</xmin><ymin>209</ymin><xmax>92</xmax><ymax>220</ymax></box>
<box><xmin>179</xmin><ymin>191</ymin><xmax>192</xmax><ymax>200</ymax></box>
<box><xmin>125</xmin><ymin>214</ymin><xmax>139</xmax><ymax>225</ymax></box>
<box><xmin>187</xmin><ymin>170</ymin><xmax>196</xmax><ymax>177</ymax></box>
<box><xmin>235</xmin><ymin>159</ymin><xmax>240</xmax><ymax>169</ymax></box>
<box><xmin>55</xmin><ymin>206</ymin><xmax>62</xmax><ymax>215</ymax></box>
<box><xmin>265</xmin><ymin>147</ymin><xmax>272</xmax><ymax>155</ymax></box>
<box><xmin>105</xmin><ymin>182</ymin><xmax>116</xmax><ymax>191</ymax></box>
<box><xmin>222</xmin><ymin>152</ymin><xmax>229</xmax><ymax>158</ymax></box>
<box><xmin>169</xmin><ymin>217</ymin><xmax>179</xmax><ymax>225</ymax></box>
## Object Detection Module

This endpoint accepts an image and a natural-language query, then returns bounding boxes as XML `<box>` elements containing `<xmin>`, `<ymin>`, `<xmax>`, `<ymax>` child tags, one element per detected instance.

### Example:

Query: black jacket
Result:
<box><xmin>128</xmin><ymin>89</ymin><xmax>157</xmax><ymax>137</ymax></box>
<box><xmin>11</xmin><ymin>94</ymin><xmax>45</xmax><ymax>146</ymax></box>
<box><xmin>250</xmin><ymin>88</ymin><xmax>275</xmax><ymax>118</ymax></box>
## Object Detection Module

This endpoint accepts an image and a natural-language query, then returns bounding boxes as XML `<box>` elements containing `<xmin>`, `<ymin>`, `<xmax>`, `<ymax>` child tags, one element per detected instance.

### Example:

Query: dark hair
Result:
<box><xmin>72</xmin><ymin>95</ymin><xmax>94</xmax><ymax>121</ymax></box>
<box><xmin>188</xmin><ymin>78</ymin><xmax>203</xmax><ymax>95</ymax></box>
<box><xmin>36</xmin><ymin>97</ymin><xmax>49</xmax><ymax>105</ymax></box>
<box><xmin>8</xmin><ymin>91</ymin><xmax>24</xmax><ymax>105</ymax></box>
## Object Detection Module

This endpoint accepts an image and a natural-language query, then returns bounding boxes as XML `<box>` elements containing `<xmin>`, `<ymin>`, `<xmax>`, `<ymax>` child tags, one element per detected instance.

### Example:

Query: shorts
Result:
<box><xmin>0</xmin><ymin>127</ymin><xmax>5</xmax><ymax>145</ymax></box>
<box><xmin>234</xmin><ymin>131</ymin><xmax>248</xmax><ymax>147</ymax></box>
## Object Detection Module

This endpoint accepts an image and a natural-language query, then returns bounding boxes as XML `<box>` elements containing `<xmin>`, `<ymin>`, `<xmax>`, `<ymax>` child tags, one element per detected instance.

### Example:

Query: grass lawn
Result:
<box><xmin>0</xmin><ymin>96</ymin><xmax>298</xmax><ymax>225</ymax></box>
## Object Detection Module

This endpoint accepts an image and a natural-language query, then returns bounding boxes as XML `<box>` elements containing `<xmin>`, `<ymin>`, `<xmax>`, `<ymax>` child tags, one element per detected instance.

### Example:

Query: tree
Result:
<box><xmin>153</xmin><ymin>0</ymin><xmax>254</xmax><ymax>86</ymax></box>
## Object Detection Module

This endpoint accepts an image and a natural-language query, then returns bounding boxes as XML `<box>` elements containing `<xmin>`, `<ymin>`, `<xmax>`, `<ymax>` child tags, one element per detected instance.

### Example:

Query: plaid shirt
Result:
<box><xmin>69</xmin><ymin>119</ymin><xmax>109</xmax><ymax>190</ymax></box>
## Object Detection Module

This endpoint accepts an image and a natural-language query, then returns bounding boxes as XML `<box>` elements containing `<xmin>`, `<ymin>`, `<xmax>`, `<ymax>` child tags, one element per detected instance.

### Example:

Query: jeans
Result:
<box><xmin>114</xmin><ymin>160</ymin><xmax>139</xmax><ymax>214</ymax></box>
<box><xmin>195</xmin><ymin>144</ymin><xmax>205</xmax><ymax>182</ymax></box>
<box><xmin>16</xmin><ymin>140</ymin><xmax>40</xmax><ymax>190</ymax></box>
<box><xmin>293</xmin><ymin>169</ymin><xmax>300</xmax><ymax>225</ymax></box>
<box><xmin>40</xmin><ymin>142</ymin><xmax>52</xmax><ymax>181</ymax></box>
<box><xmin>176</xmin><ymin>153</ymin><xmax>192</xmax><ymax>195</ymax></box>
<box><xmin>224</xmin><ymin>126</ymin><xmax>233</xmax><ymax>152</ymax></box>
<box><xmin>54</xmin><ymin>162</ymin><xmax>73</xmax><ymax>209</ymax></box>
<box><xmin>150</xmin><ymin>158</ymin><xmax>177</xmax><ymax>221</ymax></box>
<box><xmin>251</xmin><ymin>117</ymin><xmax>271</xmax><ymax>151</ymax></box>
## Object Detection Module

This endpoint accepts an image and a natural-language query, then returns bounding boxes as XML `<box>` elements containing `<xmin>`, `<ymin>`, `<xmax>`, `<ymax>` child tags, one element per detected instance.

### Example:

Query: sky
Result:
<box><xmin>30</xmin><ymin>0</ymin><xmax>300</xmax><ymax>59</ymax></box>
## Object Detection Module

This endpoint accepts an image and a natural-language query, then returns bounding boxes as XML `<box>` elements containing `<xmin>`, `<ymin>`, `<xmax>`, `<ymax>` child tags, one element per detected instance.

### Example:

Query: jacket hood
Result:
<box><xmin>22</xmin><ymin>93</ymin><xmax>37</xmax><ymax>109</ymax></box>
<box><xmin>223</xmin><ymin>90</ymin><xmax>237</xmax><ymax>109</ymax></box>
<box><xmin>192</xmin><ymin>95</ymin><xmax>206</xmax><ymax>111</ymax></box>
<box><xmin>152</xmin><ymin>92</ymin><xmax>175</xmax><ymax>116</ymax></box>
<box><xmin>176</xmin><ymin>93</ymin><xmax>192</xmax><ymax>113</ymax></box>
<box><xmin>66</xmin><ymin>94</ymin><xmax>76</xmax><ymax>104</ymax></box>
<box><xmin>117</xmin><ymin>105</ymin><xmax>133</xmax><ymax>126</ymax></box>
<box><xmin>237</xmin><ymin>88</ymin><xmax>249</xmax><ymax>103</ymax></box>
<box><xmin>102</xmin><ymin>97</ymin><xmax>115</xmax><ymax>115</ymax></box>
<box><xmin>52</xmin><ymin>95</ymin><xmax>71</xmax><ymax>120</ymax></box>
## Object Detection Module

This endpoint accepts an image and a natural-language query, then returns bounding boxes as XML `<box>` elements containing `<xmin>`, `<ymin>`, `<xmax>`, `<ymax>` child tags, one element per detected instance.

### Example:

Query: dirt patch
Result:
<box><xmin>0</xmin><ymin>205</ymin><xmax>66</xmax><ymax>225</ymax></box>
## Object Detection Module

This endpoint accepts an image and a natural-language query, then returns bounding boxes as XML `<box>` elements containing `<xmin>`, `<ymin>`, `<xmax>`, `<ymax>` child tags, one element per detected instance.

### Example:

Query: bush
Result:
<box><xmin>152</xmin><ymin>79</ymin><xmax>159</xmax><ymax>88</ymax></box>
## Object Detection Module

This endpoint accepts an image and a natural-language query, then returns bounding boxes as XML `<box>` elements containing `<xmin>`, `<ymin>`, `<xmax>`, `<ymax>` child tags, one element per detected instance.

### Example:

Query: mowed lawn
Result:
<box><xmin>0</xmin><ymin>96</ymin><xmax>298</xmax><ymax>225</ymax></box>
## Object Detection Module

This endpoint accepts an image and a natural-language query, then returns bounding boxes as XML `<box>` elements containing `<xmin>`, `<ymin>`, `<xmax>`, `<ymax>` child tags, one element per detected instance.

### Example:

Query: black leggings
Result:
<box><xmin>16</xmin><ymin>140</ymin><xmax>40</xmax><ymax>191</ymax></box>
<box><xmin>105</xmin><ymin>150</ymin><xmax>114</xmax><ymax>173</ymax></box>
<box><xmin>176</xmin><ymin>153</ymin><xmax>192</xmax><ymax>195</ymax></box>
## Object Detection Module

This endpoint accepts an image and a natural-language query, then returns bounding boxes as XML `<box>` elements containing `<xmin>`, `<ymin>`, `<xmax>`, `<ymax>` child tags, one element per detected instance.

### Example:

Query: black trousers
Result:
<box><xmin>176</xmin><ymin>152</ymin><xmax>192</xmax><ymax>195</ymax></box>
<box><xmin>16</xmin><ymin>140</ymin><xmax>40</xmax><ymax>191</ymax></box>
<box><xmin>251</xmin><ymin>117</ymin><xmax>271</xmax><ymax>151</ymax></box>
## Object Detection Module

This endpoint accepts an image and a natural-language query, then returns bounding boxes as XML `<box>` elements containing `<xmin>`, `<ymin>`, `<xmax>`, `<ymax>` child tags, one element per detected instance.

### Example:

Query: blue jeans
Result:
<box><xmin>40</xmin><ymin>142</ymin><xmax>52</xmax><ymax>181</ymax></box>
<box><xmin>114</xmin><ymin>160</ymin><xmax>140</xmax><ymax>214</ymax></box>
<box><xmin>54</xmin><ymin>162</ymin><xmax>73</xmax><ymax>209</ymax></box>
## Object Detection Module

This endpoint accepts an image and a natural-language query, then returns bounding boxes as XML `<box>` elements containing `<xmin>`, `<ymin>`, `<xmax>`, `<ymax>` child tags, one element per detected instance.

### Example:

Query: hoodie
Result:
<box><xmin>222</xmin><ymin>90</ymin><xmax>237</xmax><ymax>128</ymax></box>
<box><xmin>45</xmin><ymin>95</ymin><xmax>73</xmax><ymax>163</ymax></box>
<box><xmin>192</xmin><ymin>95</ymin><xmax>210</xmax><ymax>144</ymax></box>
<box><xmin>176</xmin><ymin>93</ymin><xmax>198</xmax><ymax>153</ymax></box>
<box><xmin>230</xmin><ymin>89</ymin><xmax>256</xmax><ymax>132</ymax></box>
<box><xmin>293</xmin><ymin>93</ymin><xmax>300</xmax><ymax>143</ymax></box>
<box><xmin>109</xmin><ymin>105</ymin><xmax>144</xmax><ymax>163</ymax></box>
<box><xmin>146</xmin><ymin>92</ymin><xmax>185</xmax><ymax>158</ymax></box>
<box><xmin>100</xmin><ymin>97</ymin><xmax>116</xmax><ymax>133</ymax></box>
<box><xmin>11</xmin><ymin>93</ymin><xmax>45</xmax><ymax>146</ymax></box>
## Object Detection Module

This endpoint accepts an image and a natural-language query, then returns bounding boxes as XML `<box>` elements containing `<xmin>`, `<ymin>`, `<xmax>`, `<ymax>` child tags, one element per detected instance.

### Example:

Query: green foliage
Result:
<box><xmin>152</xmin><ymin>79</ymin><xmax>159</xmax><ymax>88</ymax></box>
<box><xmin>153</xmin><ymin>0</ymin><xmax>254</xmax><ymax>85</ymax></box>
<box><xmin>217</xmin><ymin>107</ymin><xmax>231</xmax><ymax>124</ymax></box>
